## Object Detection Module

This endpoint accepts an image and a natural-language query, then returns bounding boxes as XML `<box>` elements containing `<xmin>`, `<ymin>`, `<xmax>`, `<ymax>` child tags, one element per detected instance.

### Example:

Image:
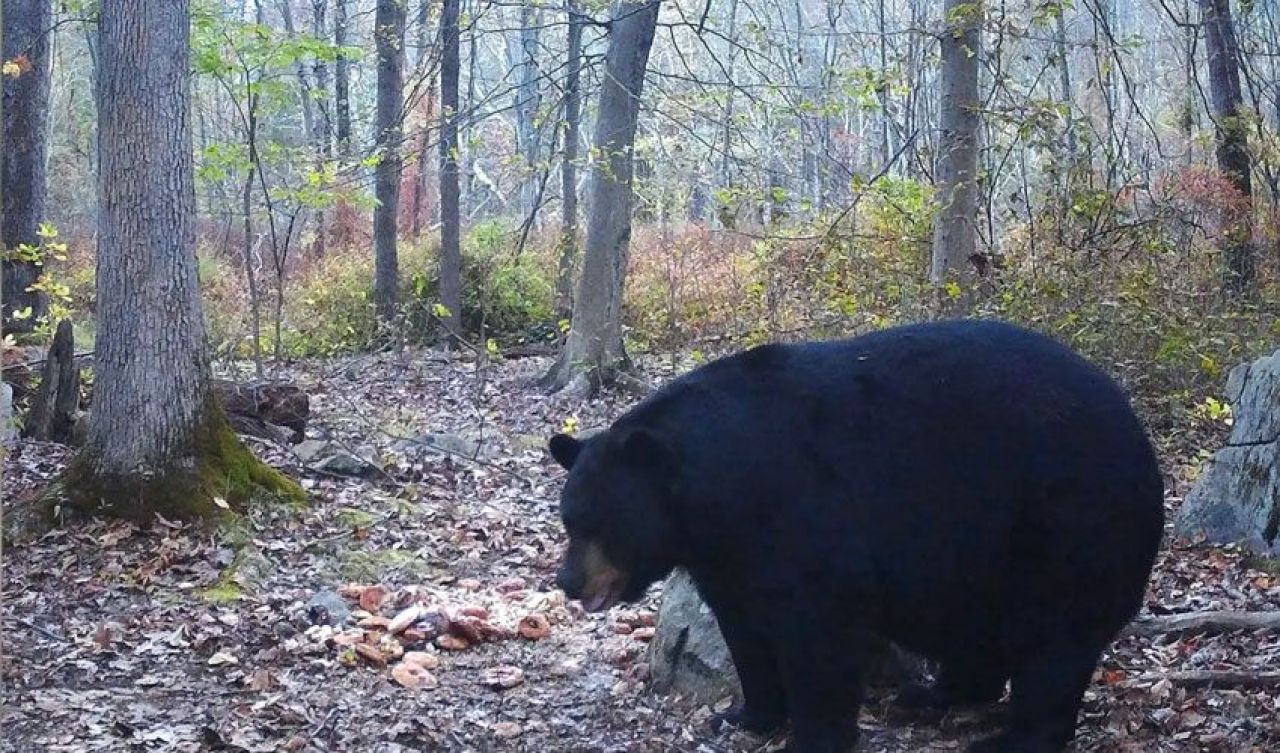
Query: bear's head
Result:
<box><xmin>547</xmin><ymin>427</ymin><xmax>681</xmax><ymax>612</ymax></box>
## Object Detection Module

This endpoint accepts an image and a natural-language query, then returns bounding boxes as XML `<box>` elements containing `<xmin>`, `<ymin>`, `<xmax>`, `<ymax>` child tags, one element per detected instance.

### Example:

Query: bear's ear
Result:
<box><xmin>548</xmin><ymin>433</ymin><xmax>583</xmax><ymax>469</ymax></box>
<box><xmin>620</xmin><ymin>428</ymin><xmax>676</xmax><ymax>473</ymax></box>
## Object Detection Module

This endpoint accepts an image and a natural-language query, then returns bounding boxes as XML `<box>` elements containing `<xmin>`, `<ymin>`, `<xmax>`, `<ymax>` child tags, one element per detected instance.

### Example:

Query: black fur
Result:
<box><xmin>550</xmin><ymin>320</ymin><xmax>1164</xmax><ymax>753</ymax></box>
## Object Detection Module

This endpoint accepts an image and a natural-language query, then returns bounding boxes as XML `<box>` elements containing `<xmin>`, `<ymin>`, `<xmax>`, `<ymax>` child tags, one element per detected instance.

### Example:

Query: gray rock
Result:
<box><xmin>307</xmin><ymin>589</ymin><xmax>353</xmax><ymax>626</ymax></box>
<box><xmin>648</xmin><ymin>570</ymin><xmax>930</xmax><ymax>704</ymax></box>
<box><xmin>312</xmin><ymin>451</ymin><xmax>374</xmax><ymax>477</ymax></box>
<box><xmin>420</xmin><ymin>432</ymin><xmax>483</xmax><ymax>459</ymax></box>
<box><xmin>293</xmin><ymin>439</ymin><xmax>329</xmax><ymax>463</ymax></box>
<box><xmin>0</xmin><ymin>382</ymin><xmax>15</xmax><ymax>443</ymax></box>
<box><xmin>648</xmin><ymin>570</ymin><xmax>741</xmax><ymax>703</ymax></box>
<box><xmin>1179</xmin><ymin>350</ymin><xmax>1280</xmax><ymax>558</ymax></box>
<box><xmin>294</xmin><ymin>439</ymin><xmax>375</xmax><ymax>477</ymax></box>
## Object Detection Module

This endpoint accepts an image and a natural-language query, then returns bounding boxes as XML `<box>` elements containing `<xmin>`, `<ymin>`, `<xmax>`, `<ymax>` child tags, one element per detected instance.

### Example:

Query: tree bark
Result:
<box><xmin>555</xmin><ymin>0</ymin><xmax>584</xmax><ymax>318</ymax></box>
<box><xmin>1200</xmin><ymin>0</ymin><xmax>1255</xmax><ymax>298</ymax></box>
<box><xmin>1</xmin><ymin>0</ymin><xmax>53</xmax><ymax>335</ymax></box>
<box><xmin>373</xmin><ymin>0</ymin><xmax>406</xmax><ymax>323</ymax></box>
<box><xmin>410</xmin><ymin>0</ymin><xmax>435</xmax><ymax>239</ymax></box>
<box><xmin>542</xmin><ymin>0</ymin><xmax>661</xmax><ymax>395</ymax></box>
<box><xmin>334</xmin><ymin>0</ymin><xmax>352</xmax><ymax>155</ymax></box>
<box><xmin>438</xmin><ymin>0</ymin><xmax>462</xmax><ymax>337</ymax></box>
<box><xmin>508</xmin><ymin>3</ymin><xmax>543</xmax><ymax>223</ymax></box>
<box><xmin>27</xmin><ymin>319</ymin><xmax>78</xmax><ymax>443</ymax></box>
<box><xmin>929</xmin><ymin>0</ymin><xmax>984</xmax><ymax>291</ymax></box>
<box><xmin>311</xmin><ymin>0</ymin><xmax>331</xmax><ymax>257</ymax></box>
<box><xmin>53</xmin><ymin>0</ymin><xmax>302</xmax><ymax>523</ymax></box>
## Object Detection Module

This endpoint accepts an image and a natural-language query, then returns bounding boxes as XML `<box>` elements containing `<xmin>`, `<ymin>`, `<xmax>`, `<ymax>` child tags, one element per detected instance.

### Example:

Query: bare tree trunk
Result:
<box><xmin>334</xmin><ymin>0</ymin><xmax>352</xmax><ymax>156</ymax></box>
<box><xmin>411</xmin><ymin>77</ymin><xmax>437</xmax><ymax>239</ymax></box>
<box><xmin>930</xmin><ymin>0</ymin><xmax>983</xmax><ymax>289</ymax></box>
<box><xmin>716</xmin><ymin>0</ymin><xmax>740</xmax><ymax>228</ymax></box>
<box><xmin>877</xmin><ymin>0</ymin><xmax>893</xmax><ymax>166</ymax></box>
<box><xmin>275</xmin><ymin>0</ymin><xmax>316</xmax><ymax>146</ymax></box>
<box><xmin>461</xmin><ymin>0</ymin><xmax>479</xmax><ymax>214</ymax></box>
<box><xmin>1</xmin><ymin>0</ymin><xmax>52</xmax><ymax>335</ymax></box>
<box><xmin>555</xmin><ymin>0</ymin><xmax>584</xmax><ymax>318</ymax></box>
<box><xmin>56</xmin><ymin>0</ymin><xmax>300</xmax><ymax>522</ymax></box>
<box><xmin>410</xmin><ymin>0</ymin><xmax>435</xmax><ymax>239</ymax></box>
<box><xmin>542</xmin><ymin>0</ymin><xmax>661</xmax><ymax>395</ymax></box>
<box><xmin>1055</xmin><ymin>7</ymin><xmax>1078</xmax><ymax>166</ymax></box>
<box><xmin>1200</xmin><ymin>0</ymin><xmax>1255</xmax><ymax>298</ymax></box>
<box><xmin>508</xmin><ymin>3</ymin><xmax>543</xmax><ymax>223</ymax></box>
<box><xmin>438</xmin><ymin>0</ymin><xmax>462</xmax><ymax>336</ymax></box>
<box><xmin>373</xmin><ymin>0</ymin><xmax>406</xmax><ymax>323</ymax></box>
<box><xmin>311</xmin><ymin>0</ymin><xmax>331</xmax><ymax>257</ymax></box>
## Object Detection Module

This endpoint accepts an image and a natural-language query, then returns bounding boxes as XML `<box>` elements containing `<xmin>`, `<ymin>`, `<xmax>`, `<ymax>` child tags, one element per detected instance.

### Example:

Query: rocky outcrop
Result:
<box><xmin>1179</xmin><ymin>350</ymin><xmax>1280</xmax><ymax>558</ymax></box>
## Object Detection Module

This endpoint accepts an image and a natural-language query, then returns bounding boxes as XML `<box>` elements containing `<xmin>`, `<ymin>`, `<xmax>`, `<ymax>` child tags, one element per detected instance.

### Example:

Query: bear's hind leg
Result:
<box><xmin>967</xmin><ymin>638</ymin><xmax>1100</xmax><ymax>753</ymax></box>
<box><xmin>776</xmin><ymin>624</ymin><xmax>868</xmax><ymax>753</ymax></box>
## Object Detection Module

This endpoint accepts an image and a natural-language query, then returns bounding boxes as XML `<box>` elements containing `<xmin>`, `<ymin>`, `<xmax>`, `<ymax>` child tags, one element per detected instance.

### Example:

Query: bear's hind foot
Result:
<box><xmin>967</xmin><ymin>732</ymin><xmax>1064</xmax><ymax>753</ymax></box>
<box><xmin>710</xmin><ymin>707</ymin><xmax>786</xmax><ymax>736</ymax></box>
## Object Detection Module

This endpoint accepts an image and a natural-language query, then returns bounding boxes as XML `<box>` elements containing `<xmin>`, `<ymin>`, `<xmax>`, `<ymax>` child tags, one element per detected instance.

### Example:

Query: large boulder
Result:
<box><xmin>1</xmin><ymin>381</ymin><xmax>16</xmax><ymax>443</ymax></box>
<box><xmin>1179</xmin><ymin>350</ymin><xmax>1280</xmax><ymax>558</ymax></box>
<box><xmin>648</xmin><ymin>570</ymin><xmax>929</xmax><ymax>704</ymax></box>
<box><xmin>648</xmin><ymin>570</ymin><xmax>740</xmax><ymax>703</ymax></box>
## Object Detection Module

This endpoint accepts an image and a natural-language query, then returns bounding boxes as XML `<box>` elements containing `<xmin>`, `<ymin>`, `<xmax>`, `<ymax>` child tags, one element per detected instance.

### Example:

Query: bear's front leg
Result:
<box><xmin>713</xmin><ymin>616</ymin><xmax>787</xmax><ymax>735</ymax></box>
<box><xmin>775</xmin><ymin>623</ymin><xmax>868</xmax><ymax>753</ymax></box>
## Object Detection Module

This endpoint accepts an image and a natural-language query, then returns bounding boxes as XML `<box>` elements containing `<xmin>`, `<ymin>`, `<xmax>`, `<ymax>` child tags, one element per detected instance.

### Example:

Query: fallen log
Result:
<box><xmin>1124</xmin><ymin>611</ymin><xmax>1280</xmax><ymax>639</ymax></box>
<box><xmin>211</xmin><ymin>379</ymin><xmax>309</xmax><ymax>444</ymax></box>
<box><xmin>1121</xmin><ymin>670</ymin><xmax>1280</xmax><ymax>690</ymax></box>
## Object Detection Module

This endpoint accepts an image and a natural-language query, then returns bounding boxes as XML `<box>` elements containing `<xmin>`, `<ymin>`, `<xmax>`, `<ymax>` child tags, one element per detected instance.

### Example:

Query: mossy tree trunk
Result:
<box><xmin>542</xmin><ymin>0</ymin><xmax>660</xmax><ymax>395</ymax></box>
<box><xmin>52</xmin><ymin>0</ymin><xmax>302</xmax><ymax>523</ymax></box>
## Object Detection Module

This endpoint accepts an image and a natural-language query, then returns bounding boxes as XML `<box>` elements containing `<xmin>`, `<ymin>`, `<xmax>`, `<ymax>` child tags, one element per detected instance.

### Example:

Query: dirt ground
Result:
<box><xmin>3</xmin><ymin>351</ymin><xmax>1278</xmax><ymax>752</ymax></box>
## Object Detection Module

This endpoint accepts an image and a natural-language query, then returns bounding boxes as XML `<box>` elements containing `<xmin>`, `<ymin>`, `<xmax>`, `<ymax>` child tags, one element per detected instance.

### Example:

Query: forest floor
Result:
<box><xmin>2</xmin><ymin>350</ymin><xmax>1280</xmax><ymax>753</ymax></box>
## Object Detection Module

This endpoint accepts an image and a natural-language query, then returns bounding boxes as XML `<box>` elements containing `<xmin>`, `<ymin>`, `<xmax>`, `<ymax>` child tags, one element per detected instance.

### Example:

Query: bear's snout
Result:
<box><xmin>556</xmin><ymin>540</ymin><xmax>629</xmax><ymax>613</ymax></box>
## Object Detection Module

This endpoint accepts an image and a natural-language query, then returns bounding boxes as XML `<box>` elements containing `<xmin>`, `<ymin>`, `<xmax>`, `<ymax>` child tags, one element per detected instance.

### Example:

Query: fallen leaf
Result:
<box><xmin>207</xmin><ymin>651</ymin><xmax>238</xmax><ymax>666</ymax></box>
<box><xmin>391</xmin><ymin>661</ymin><xmax>439</xmax><ymax>689</ymax></box>
<box><xmin>436</xmin><ymin>634</ymin><xmax>469</xmax><ymax>651</ymax></box>
<box><xmin>387</xmin><ymin>604</ymin><xmax>424</xmax><ymax>634</ymax></box>
<box><xmin>354</xmin><ymin>642</ymin><xmax>388</xmax><ymax>667</ymax></box>
<box><xmin>359</xmin><ymin>585</ymin><xmax>389</xmax><ymax>613</ymax></box>
<box><xmin>481</xmin><ymin>665</ymin><xmax>525</xmax><ymax>690</ymax></box>
<box><xmin>402</xmin><ymin>651</ymin><xmax>440</xmax><ymax>670</ymax></box>
<box><xmin>518</xmin><ymin>614</ymin><xmax>551</xmax><ymax>641</ymax></box>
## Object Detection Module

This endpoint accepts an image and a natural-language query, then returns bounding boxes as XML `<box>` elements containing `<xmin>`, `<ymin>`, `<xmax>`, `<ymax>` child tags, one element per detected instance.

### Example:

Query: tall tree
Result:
<box><xmin>507</xmin><ymin>3</ymin><xmax>543</xmax><ymax>221</ymax></box>
<box><xmin>930</xmin><ymin>0</ymin><xmax>984</xmax><ymax>290</ymax></box>
<box><xmin>373</xmin><ymin>0</ymin><xmax>407</xmax><ymax>322</ymax></box>
<box><xmin>311</xmin><ymin>0</ymin><xmax>332</xmax><ymax>257</ymax></box>
<box><xmin>57</xmin><ymin>0</ymin><xmax>299</xmax><ymax>521</ymax></box>
<box><xmin>438</xmin><ymin>0</ymin><xmax>462</xmax><ymax>336</ymax></box>
<box><xmin>410</xmin><ymin>0</ymin><xmax>436</xmax><ymax>239</ymax></box>
<box><xmin>542</xmin><ymin>0</ymin><xmax>661</xmax><ymax>394</ymax></box>
<box><xmin>1</xmin><ymin>0</ymin><xmax>53</xmax><ymax>334</ymax></box>
<box><xmin>334</xmin><ymin>0</ymin><xmax>352</xmax><ymax>155</ymax></box>
<box><xmin>555</xmin><ymin>0</ymin><xmax>584</xmax><ymax>317</ymax></box>
<box><xmin>1200</xmin><ymin>0</ymin><xmax>1254</xmax><ymax>298</ymax></box>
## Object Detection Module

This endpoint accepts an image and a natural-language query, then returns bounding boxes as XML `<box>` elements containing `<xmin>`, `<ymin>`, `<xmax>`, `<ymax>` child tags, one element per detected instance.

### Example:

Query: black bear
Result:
<box><xmin>548</xmin><ymin>320</ymin><xmax>1164</xmax><ymax>753</ymax></box>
